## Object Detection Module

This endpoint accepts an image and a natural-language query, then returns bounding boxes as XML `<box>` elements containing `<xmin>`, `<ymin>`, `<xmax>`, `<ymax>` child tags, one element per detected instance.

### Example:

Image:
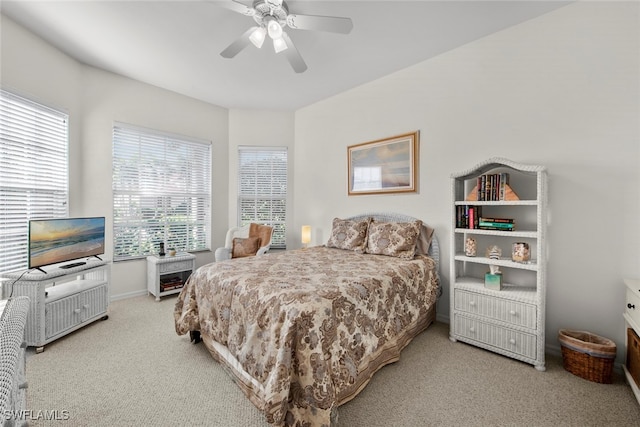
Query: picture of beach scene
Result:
<box><xmin>348</xmin><ymin>131</ymin><xmax>418</xmax><ymax>195</ymax></box>
<box><xmin>29</xmin><ymin>217</ymin><xmax>105</xmax><ymax>268</ymax></box>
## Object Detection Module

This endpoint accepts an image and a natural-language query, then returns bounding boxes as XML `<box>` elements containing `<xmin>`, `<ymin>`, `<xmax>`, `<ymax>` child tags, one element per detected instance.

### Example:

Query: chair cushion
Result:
<box><xmin>232</xmin><ymin>237</ymin><xmax>262</xmax><ymax>258</ymax></box>
<box><xmin>249</xmin><ymin>223</ymin><xmax>272</xmax><ymax>247</ymax></box>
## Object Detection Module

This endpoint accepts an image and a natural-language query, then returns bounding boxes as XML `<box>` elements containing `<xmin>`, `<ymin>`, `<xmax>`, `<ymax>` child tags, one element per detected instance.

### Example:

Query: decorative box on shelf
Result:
<box><xmin>484</xmin><ymin>272</ymin><xmax>503</xmax><ymax>290</ymax></box>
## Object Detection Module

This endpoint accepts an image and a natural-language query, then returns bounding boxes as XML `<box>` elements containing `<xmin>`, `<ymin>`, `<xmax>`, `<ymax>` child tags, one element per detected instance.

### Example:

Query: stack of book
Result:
<box><xmin>160</xmin><ymin>276</ymin><xmax>184</xmax><ymax>292</ymax></box>
<box><xmin>476</xmin><ymin>172</ymin><xmax>510</xmax><ymax>201</ymax></box>
<box><xmin>478</xmin><ymin>217</ymin><xmax>515</xmax><ymax>231</ymax></box>
<box><xmin>456</xmin><ymin>205</ymin><xmax>483</xmax><ymax>228</ymax></box>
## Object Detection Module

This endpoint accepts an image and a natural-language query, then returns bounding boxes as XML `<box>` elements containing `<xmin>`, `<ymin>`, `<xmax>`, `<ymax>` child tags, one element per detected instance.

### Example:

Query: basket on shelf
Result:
<box><xmin>558</xmin><ymin>329</ymin><xmax>616</xmax><ymax>384</ymax></box>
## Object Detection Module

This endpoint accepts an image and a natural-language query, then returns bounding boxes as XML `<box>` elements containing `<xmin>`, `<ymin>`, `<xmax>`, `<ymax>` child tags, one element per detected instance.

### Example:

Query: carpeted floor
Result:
<box><xmin>26</xmin><ymin>295</ymin><xmax>640</xmax><ymax>426</ymax></box>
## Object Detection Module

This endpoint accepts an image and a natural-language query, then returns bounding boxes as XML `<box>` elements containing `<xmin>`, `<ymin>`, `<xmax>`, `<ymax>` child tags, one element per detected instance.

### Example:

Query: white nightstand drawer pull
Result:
<box><xmin>469</xmin><ymin>301</ymin><xmax>476</xmax><ymax>307</ymax></box>
<box><xmin>509</xmin><ymin>310</ymin><xmax>517</xmax><ymax>316</ymax></box>
<box><xmin>509</xmin><ymin>338</ymin><xmax>516</xmax><ymax>345</ymax></box>
<box><xmin>73</xmin><ymin>308</ymin><xmax>82</xmax><ymax>314</ymax></box>
<box><xmin>469</xmin><ymin>327</ymin><xmax>475</xmax><ymax>333</ymax></box>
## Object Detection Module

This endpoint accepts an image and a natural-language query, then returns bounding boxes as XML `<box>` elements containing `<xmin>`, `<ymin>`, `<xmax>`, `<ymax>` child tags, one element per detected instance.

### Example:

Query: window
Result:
<box><xmin>238</xmin><ymin>147</ymin><xmax>287</xmax><ymax>248</ymax></box>
<box><xmin>0</xmin><ymin>90</ymin><xmax>69</xmax><ymax>274</ymax></box>
<box><xmin>112</xmin><ymin>123</ymin><xmax>211</xmax><ymax>260</ymax></box>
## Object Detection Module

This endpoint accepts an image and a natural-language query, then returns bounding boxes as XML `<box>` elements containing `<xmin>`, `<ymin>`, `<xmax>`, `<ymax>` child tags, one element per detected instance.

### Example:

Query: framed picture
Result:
<box><xmin>347</xmin><ymin>131</ymin><xmax>419</xmax><ymax>195</ymax></box>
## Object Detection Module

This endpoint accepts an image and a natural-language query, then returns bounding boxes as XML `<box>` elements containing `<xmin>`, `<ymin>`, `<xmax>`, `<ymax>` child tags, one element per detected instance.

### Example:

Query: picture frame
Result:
<box><xmin>347</xmin><ymin>131</ymin><xmax>419</xmax><ymax>195</ymax></box>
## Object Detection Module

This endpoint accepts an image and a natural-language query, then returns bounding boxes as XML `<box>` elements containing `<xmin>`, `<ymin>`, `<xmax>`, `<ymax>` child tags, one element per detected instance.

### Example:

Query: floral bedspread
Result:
<box><xmin>174</xmin><ymin>246</ymin><xmax>439</xmax><ymax>427</ymax></box>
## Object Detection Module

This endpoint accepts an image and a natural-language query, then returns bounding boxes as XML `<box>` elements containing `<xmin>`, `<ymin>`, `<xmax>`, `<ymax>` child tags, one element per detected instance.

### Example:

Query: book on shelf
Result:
<box><xmin>479</xmin><ymin>217</ymin><xmax>514</xmax><ymax>224</ymax></box>
<box><xmin>478</xmin><ymin>221</ymin><xmax>514</xmax><ymax>228</ymax></box>
<box><xmin>160</xmin><ymin>284</ymin><xmax>183</xmax><ymax>292</ymax></box>
<box><xmin>478</xmin><ymin>224</ymin><xmax>515</xmax><ymax>231</ymax></box>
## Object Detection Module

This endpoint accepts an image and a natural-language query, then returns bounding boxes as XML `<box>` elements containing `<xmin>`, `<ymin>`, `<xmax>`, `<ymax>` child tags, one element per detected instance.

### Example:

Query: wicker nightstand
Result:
<box><xmin>146</xmin><ymin>253</ymin><xmax>196</xmax><ymax>301</ymax></box>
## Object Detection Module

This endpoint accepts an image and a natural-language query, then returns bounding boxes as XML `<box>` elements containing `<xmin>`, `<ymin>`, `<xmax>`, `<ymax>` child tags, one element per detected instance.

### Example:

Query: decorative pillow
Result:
<box><xmin>232</xmin><ymin>236</ymin><xmax>262</xmax><ymax>258</ymax></box>
<box><xmin>249</xmin><ymin>223</ymin><xmax>272</xmax><ymax>248</ymax></box>
<box><xmin>326</xmin><ymin>217</ymin><xmax>371</xmax><ymax>253</ymax></box>
<box><xmin>415</xmin><ymin>224</ymin><xmax>435</xmax><ymax>256</ymax></box>
<box><xmin>366</xmin><ymin>220</ymin><xmax>422</xmax><ymax>259</ymax></box>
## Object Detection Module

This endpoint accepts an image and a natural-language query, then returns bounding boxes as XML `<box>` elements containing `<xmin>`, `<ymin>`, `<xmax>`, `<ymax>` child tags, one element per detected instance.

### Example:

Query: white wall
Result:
<box><xmin>294</xmin><ymin>2</ymin><xmax>640</xmax><ymax>358</ymax></box>
<box><xmin>1</xmin><ymin>15</ymin><xmax>230</xmax><ymax>299</ymax></box>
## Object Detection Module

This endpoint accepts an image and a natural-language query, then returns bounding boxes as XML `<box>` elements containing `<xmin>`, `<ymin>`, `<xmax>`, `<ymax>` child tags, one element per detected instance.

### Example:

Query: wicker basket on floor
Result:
<box><xmin>558</xmin><ymin>329</ymin><xmax>616</xmax><ymax>384</ymax></box>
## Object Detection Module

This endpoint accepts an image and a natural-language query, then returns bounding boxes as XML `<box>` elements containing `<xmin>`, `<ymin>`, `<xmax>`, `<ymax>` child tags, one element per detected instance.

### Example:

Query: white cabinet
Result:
<box><xmin>623</xmin><ymin>278</ymin><xmax>640</xmax><ymax>405</ymax></box>
<box><xmin>449</xmin><ymin>158</ymin><xmax>547</xmax><ymax>371</ymax></box>
<box><xmin>1</xmin><ymin>261</ymin><xmax>110</xmax><ymax>353</ymax></box>
<box><xmin>146</xmin><ymin>253</ymin><xmax>195</xmax><ymax>301</ymax></box>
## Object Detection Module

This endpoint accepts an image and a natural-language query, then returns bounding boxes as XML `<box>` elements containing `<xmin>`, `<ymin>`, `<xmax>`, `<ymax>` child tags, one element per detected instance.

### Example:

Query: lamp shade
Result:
<box><xmin>301</xmin><ymin>225</ymin><xmax>311</xmax><ymax>245</ymax></box>
<box><xmin>266</xmin><ymin>16</ymin><xmax>283</xmax><ymax>39</ymax></box>
<box><xmin>249</xmin><ymin>27</ymin><xmax>266</xmax><ymax>48</ymax></box>
<box><xmin>273</xmin><ymin>37</ymin><xmax>288</xmax><ymax>53</ymax></box>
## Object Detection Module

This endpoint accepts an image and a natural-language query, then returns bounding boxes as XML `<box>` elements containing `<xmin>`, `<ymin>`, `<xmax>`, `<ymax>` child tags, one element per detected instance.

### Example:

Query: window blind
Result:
<box><xmin>112</xmin><ymin>123</ymin><xmax>211</xmax><ymax>260</ymax></box>
<box><xmin>238</xmin><ymin>146</ymin><xmax>287</xmax><ymax>248</ymax></box>
<box><xmin>0</xmin><ymin>90</ymin><xmax>69</xmax><ymax>274</ymax></box>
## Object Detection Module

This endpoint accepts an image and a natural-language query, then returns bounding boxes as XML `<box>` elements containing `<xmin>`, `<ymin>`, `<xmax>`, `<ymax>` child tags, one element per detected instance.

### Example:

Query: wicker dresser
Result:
<box><xmin>624</xmin><ymin>278</ymin><xmax>640</xmax><ymax>404</ymax></box>
<box><xmin>0</xmin><ymin>297</ymin><xmax>30</xmax><ymax>427</ymax></box>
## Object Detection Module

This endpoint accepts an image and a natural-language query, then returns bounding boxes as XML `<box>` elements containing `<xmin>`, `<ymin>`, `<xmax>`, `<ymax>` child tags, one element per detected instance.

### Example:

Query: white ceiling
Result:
<box><xmin>1</xmin><ymin>1</ymin><xmax>569</xmax><ymax>111</ymax></box>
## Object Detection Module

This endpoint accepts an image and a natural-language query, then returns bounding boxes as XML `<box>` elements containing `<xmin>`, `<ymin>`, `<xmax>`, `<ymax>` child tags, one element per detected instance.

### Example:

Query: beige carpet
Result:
<box><xmin>26</xmin><ymin>295</ymin><xmax>640</xmax><ymax>426</ymax></box>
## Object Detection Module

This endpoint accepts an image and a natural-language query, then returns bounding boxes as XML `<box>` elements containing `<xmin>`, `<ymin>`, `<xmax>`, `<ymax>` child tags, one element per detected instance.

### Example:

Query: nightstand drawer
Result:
<box><xmin>159</xmin><ymin>260</ymin><xmax>193</xmax><ymax>274</ymax></box>
<box><xmin>626</xmin><ymin>286</ymin><xmax>640</xmax><ymax>327</ymax></box>
<box><xmin>454</xmin><ymin>289</ymin><xmax>536</xmax><ymax>329</ymax></box>
<box><xmin>454</xmin><ymin>314</ymin><xmax>537</xmax><ymax>359</ymax></box>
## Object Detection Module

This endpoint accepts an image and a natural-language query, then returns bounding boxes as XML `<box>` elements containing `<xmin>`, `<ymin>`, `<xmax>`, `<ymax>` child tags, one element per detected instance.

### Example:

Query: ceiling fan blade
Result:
<box><xmin>281</xmin><ymin>32</ymin><xmax>307</xmax><ymax>73</ymax></box>
<box><xmin>220</xmin><ymin>27</ymin><xmax>255</xmax><ymax>58</ymax></box>
<box><xmin>286</xmin><ymin>14</ymin><xmax>353</xmax><ymax>34</ymax></box>
<box><xmin>217</xmin><ymin>0</ymin><xmax>255</xmax><ymax>16</ymax></box>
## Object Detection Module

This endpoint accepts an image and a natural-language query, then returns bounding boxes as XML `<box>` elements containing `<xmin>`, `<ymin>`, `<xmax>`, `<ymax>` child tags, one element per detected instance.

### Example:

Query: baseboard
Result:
<box><xmin>110</xmin><ymin>289</ymin><xmax>148</xmax><ymax>302</ymax></box>
<box><xmin>436</xmin><ymin>313</ymin><xmax>450</xmax><ymax>324</ymax></box>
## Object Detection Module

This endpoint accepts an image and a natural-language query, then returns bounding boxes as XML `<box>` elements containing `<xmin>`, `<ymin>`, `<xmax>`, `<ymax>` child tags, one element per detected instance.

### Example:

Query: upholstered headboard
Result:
<box><xmin>345</xmin><ymin>212</ymin><xmax>440</xmax><ymax>272</ymax></box>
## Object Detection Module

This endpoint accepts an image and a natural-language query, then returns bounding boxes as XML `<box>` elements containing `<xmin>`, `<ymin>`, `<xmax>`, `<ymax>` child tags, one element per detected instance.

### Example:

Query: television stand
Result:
<box><xmin>1</xmin><ymin>261</ymin><xmax>110</xmax><ymax>352</ymax></box>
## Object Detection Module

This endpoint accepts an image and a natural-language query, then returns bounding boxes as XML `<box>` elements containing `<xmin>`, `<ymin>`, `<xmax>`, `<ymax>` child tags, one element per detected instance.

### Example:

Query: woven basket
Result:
<box><xmin>558</xmin><ymin>329</ymin><xmax>616</xmax><ymax>384</ymax></box>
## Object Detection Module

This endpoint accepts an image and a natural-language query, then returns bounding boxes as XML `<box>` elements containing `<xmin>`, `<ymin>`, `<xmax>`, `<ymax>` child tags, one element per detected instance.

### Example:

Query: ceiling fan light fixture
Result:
<box><xmin>249</xmin><ymin>27</ymin><xmax>266</xmax><ymax>48</ymax></box>
<box><xmin>266</xmin><ymin>17</ymin><xmax>283</xmax><ymax>39</ymax></box>
<box><xmin>273</xmin><ymin>37</ymin><xmax>288</xmax><ymax>53</ymax></box>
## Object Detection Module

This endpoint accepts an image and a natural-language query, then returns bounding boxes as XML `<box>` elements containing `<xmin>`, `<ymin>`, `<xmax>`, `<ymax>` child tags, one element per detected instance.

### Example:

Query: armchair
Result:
<box><xmin>214</xmin><ymin>223</ymin><xmax>273</xmax><ymax>262</ymax></box>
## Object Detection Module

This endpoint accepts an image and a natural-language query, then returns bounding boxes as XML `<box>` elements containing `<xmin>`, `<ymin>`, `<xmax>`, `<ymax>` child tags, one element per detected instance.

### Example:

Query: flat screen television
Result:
<box><xmin>28</xmin><ymin>217</ymin><xmax>105</xmax><ymax>270</ymax></box>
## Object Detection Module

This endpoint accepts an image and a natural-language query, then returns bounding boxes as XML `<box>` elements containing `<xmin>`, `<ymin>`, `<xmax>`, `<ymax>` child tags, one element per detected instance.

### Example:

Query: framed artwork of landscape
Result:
<box><xmin>347</xmin><ymin>131</ymin><xmax>419</xmax><ymax>195</ymax></box>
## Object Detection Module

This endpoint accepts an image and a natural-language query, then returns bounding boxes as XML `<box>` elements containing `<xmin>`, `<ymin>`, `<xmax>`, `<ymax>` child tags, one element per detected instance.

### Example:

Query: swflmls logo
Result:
<box><xmin>3</xmin><ymin>410</ymin><xmax>70</xmax><ymax>421</ymax></box>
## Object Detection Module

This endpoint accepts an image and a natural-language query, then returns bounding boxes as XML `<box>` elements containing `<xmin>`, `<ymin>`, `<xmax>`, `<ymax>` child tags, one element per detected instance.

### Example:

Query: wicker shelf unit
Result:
<box><xmin>449</xmin><ymin>158</ymin><xmax>547</xmax><ymax>371</ymax></box>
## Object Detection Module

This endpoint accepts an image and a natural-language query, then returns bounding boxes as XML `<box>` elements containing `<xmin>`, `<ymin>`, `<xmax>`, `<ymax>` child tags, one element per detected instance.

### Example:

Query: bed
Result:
<box><xmin>174</xmin><ymin>213</ymin><xmax>440</xmax><ymax>426</ymax></box>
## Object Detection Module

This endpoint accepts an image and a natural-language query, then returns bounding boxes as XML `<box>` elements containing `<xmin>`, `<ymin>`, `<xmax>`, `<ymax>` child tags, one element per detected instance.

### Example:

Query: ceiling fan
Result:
<box><xmin>218</xmin><ymin>0</ymin><xmax>353</xmax><ymax>73</ymax></box>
